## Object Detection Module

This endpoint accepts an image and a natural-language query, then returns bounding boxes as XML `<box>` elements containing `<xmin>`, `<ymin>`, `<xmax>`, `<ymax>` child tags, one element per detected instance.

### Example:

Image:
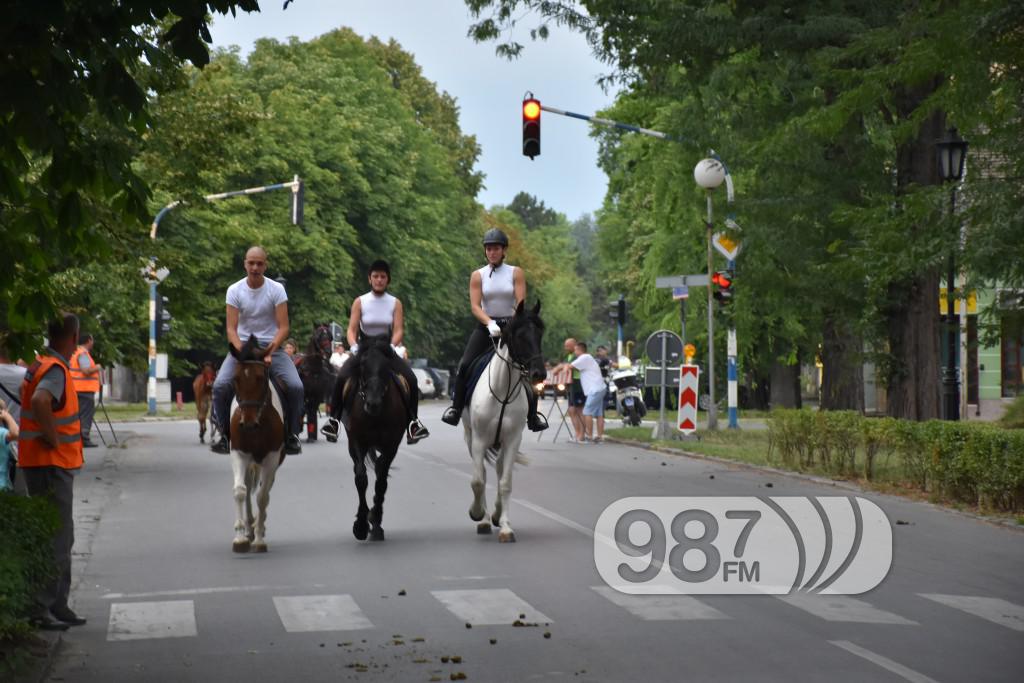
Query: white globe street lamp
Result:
<box><xmin>694</xmin><ymin>158</ymin><xmax>726</xmax><ymax>189</ymax></box>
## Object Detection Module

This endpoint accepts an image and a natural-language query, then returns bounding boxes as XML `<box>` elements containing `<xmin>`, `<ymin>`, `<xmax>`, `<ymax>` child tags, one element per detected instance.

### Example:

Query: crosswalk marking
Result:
<box><xmin>273</xmin><ymin>594</ymin><xmax>373</xmax><ymax>632</ymax></box>
<box><xmin>107</xmin><ymin>600</ymin><xmax>197</xmax><ymax>641</ymax></box>
<box><xmin>431</xmin><ymin>588</ymin><xmax>551</xmax><ymax>626</ymax></box>
<box><xmin>779</xmin><ymin>595</ymin><xmax>916</xmax><ymax>624</ymax></box>
<box><xmin>591</xmin><ymin>587</ymin><xmax>729</xmax><ymax>621</ymax></box>
<box><xmin>919</xmin><ymin>594</ymin><xmax>1024</xmax><ymax>632</ymax></box>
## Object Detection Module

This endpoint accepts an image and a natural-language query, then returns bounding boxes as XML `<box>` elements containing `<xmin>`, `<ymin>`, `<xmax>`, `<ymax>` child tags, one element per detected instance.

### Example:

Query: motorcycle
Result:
<box><xmin>608</xmin><ymin>358</ymin><xmax>647</xmax><ymax>427</ymax></box>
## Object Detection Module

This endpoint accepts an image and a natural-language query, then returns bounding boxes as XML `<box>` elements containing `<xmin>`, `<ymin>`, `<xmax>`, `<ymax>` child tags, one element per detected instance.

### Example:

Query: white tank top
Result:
<box><xmin>359</xmin><ymin>291</ymin><xmax>396</xmax><ymax>337</ymax></box>
<box><xmin>478</xmin><ymin>262</ymin><xmax>517</xmax><ymax>318</ymax></box>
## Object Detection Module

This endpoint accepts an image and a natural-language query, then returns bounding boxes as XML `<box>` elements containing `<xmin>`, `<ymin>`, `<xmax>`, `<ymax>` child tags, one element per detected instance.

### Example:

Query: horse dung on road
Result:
<box><xmin>463</xmin><ymin>300</ymin><xmax>546</xmax><ymax>543</ymax></box>
<box><xmin>228</xmin><ymin>335</ymin><xmax>286</xmax><ymax>554</ymax></box>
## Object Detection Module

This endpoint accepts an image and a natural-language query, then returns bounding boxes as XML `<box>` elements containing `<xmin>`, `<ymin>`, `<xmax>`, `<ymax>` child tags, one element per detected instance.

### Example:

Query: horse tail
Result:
<box><xmin>365</xmin><ymin>447</ymin><xmax>379</xmax><ymax>468</ymax></box>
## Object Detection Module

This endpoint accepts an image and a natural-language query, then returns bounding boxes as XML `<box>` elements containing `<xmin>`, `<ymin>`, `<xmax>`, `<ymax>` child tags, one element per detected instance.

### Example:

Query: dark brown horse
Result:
<box><xmin>228</xmin><ymin>335</ymin><xmax>286</xmax><ymax>554</ymax></box>
<box><xmin>297</xmin><ymin>322</ymin><xmax>335</xmax><ymax>442</ymax></box>
<box><xmin>342</xmin><ymin>333</ymin><xmax>407</xmax><ymax>541</ymax></box>
<box><xmin>193</xmin><ymin>361</ymin><xmax>217</xmax><ymax>443</ymax></box>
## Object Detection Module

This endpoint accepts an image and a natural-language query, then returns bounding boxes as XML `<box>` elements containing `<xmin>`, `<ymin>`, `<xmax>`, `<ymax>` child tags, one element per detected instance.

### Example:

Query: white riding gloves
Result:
<box><xmin>392</xmin><ymin>344</ymin><xmax>407</xmax><ymax>358</ymax></box>
<box><xmin>487</xmin><ymin>320</ymin><xmax>501</xmax><ymax>337</ymax></box>
<box><xmin>350</xmin><ymin>343</ymin><xmax>359</xmax><ymax>355</ymax></box>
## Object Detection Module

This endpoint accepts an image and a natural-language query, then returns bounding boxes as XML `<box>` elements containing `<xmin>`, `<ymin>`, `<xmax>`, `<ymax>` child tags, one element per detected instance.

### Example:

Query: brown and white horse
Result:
<box><xmin>229</xmin><ymin>335</ymin><xmax>286</xmax><ymax>553</ymax></box>
<box><xmin>193</xmin><ymin>361</ymin><xmax>217</xmax><ymax>443</ymax></box>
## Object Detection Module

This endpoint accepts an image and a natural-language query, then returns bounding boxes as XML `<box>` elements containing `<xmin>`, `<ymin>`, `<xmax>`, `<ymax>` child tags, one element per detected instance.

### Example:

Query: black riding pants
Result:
<box><xmin>329</xmin><ymin>350</ymin><xmax>420</xmax><ymax>421</ymax></box>
<box><xmin>451</xmin><ymin>324</ymin><xmax>539</xmax><ymax>418</ymax></box>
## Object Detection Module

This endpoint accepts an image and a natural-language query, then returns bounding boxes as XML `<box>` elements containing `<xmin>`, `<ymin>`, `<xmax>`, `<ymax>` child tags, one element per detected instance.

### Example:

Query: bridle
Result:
<box><xmin>484</xmin><ymin>315</ymin><xmax>543</xmax><ymax>455</ymax></box>
<box><xmin>233</xmin><ymin>360</ymin><xmax>271</xmax><ymax>421</ymax></box>
<box><xmin>356</xmin><ymin>343</ymin><xmax>391</xmax><ymax>405</ymax></box>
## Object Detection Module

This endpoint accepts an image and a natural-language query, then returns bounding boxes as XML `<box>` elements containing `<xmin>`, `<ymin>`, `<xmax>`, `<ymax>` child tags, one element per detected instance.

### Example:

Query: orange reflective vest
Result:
<box><xmin>70</xmin><ymin>346</ymin><xmax>100</xmax><ymax>393</ymax></box>
<box><xmin>18</xmin><ymin>354</ymin><xmax>84</xmax><ymax>470</ymax></box>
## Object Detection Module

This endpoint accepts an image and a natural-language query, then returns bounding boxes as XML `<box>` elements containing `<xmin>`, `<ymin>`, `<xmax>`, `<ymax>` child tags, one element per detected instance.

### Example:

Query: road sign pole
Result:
<box><xmin>147</xmin><ymin>279</ymin><xmax>157</xmax><ymax>415</ymax></box>
<box><xmin>706</xmin><ymin>192</ymin><xmax>717</xmax><ymax>430</ymax></box>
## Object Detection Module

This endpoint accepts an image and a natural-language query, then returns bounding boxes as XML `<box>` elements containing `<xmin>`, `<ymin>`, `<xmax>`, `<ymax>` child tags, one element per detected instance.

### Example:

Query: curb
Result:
<box><xmin>602</xmin><ymin>436</ymin><xmax>1024</xmax><ymax>534</ymax></box>
<box><xmin>10</xmin><ymin>631</ymin><xmax>62</xmax><ymax>683</ymax></box>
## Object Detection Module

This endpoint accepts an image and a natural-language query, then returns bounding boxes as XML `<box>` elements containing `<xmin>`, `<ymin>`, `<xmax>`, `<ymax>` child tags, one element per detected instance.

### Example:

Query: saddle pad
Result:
<box><xmin>465</xmin><ymin>350</ymin><xmax>496</xmax><ymax>404</ymax></box>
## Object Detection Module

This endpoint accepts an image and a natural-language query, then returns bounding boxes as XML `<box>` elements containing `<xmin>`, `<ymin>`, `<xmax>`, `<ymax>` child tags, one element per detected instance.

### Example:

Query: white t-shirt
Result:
<box><xmin>571</xmin><ymin>353</ymin><xmax>606</xmax><ymax>396</ymax></box>
<box><xmin>226</xmin><ymin>277</ymin><xmax>288</xmax><ymax>346</ymax></box>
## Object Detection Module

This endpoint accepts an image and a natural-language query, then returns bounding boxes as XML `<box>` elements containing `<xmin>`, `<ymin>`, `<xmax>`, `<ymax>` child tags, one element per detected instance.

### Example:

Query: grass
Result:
<box><xmin>97</xmin><ymin>402</ymin><xmax>182</xmax><ymax>421</ymax></box>
<box><xmin>999</xmin><ymin>395</ymin><xmax>1024</xmax><ymax>429</ymax></box>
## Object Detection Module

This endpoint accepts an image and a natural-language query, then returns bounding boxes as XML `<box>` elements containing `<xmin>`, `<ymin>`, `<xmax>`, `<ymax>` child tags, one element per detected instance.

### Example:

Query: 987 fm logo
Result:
<box><xmin>593</xmin><ymin>497</ymin><xmax>892</xmax><ymax>595</ymax></box>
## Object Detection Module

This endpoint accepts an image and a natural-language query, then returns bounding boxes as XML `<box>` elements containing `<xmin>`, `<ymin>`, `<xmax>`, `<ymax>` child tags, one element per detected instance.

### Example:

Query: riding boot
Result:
<box><xmin>321</xmin><ymin>378</ymin><xmax>345</xmax><ymax>442</ymax></box>
<box><xmin>211</xmin><ymin>431</ymin><xmax>229</xmax><ymax>454</ymax></box>
<box><xmin>441</xmin><ymin>374</ymin><xmax>467</xmax><ymax>426</ymax></box>
<box><xmin>526</xmin><ymin>385</ymin><xmax>548</xmax><ymax>432</ymax></box>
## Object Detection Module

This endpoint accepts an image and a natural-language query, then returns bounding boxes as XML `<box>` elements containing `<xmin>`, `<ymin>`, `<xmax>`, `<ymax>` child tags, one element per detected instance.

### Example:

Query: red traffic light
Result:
<box><xmin>711</xmin><ymin>271</ymin><xmax>732</xmax><ymax>288</ymax></box>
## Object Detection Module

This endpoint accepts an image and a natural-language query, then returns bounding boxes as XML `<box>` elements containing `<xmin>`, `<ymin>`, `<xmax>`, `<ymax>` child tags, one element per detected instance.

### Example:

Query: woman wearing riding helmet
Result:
<box><xmin>441</xmin><ymin>229</ymin><xmax>548</xmax><ymax>432</ymax></box>
<box><xmin>322</xmin><ymin>260</ymin><xmax>429</xmax><ymax>445</ymax></box>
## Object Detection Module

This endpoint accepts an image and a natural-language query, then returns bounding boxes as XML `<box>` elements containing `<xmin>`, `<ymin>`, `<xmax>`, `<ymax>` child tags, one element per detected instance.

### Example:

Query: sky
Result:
<box><xmin>209</xmin><ymin>0</ymin><xmax>616</xmax><ymax>221</ymax></box>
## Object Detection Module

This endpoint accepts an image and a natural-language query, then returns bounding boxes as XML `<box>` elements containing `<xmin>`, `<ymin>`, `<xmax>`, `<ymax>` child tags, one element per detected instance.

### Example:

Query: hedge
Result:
<box><xmin>0</xmin><ymin>493</ymin><xmax>59</xmax><ymax>642</ymax></box>
<box><xmin>767</xmin><ymin>409</ymin><xmax>1024</xmax><ymax>512</ymax></box>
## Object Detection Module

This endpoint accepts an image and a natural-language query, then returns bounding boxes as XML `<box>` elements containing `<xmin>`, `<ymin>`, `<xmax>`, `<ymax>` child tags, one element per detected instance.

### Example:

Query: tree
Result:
<box><xmin>0</xmin><ymin>1</ymin><xmax>265</xmax><ymax>356</ymax></box>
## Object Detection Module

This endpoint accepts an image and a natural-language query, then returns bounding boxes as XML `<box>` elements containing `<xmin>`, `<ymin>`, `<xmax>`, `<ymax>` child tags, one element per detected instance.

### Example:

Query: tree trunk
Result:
<box><xmin>769</xmin><ymin>345</ymin><xmax>801</xmax><ymax>409</ymax></box>
<box><xmin>885</xmin><ymin>78</ymin><xmax>946</xmax><ymax>421</ymax></box>
<box><xmin>820</xmin><ymin>313</ymin><xmax>865</xmax><ymax>411</ymax></box>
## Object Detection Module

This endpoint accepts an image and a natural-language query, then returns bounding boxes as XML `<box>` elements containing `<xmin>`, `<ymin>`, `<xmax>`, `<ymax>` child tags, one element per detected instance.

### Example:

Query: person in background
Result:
<box><xmin>552</xmin><ymin>341</ymin><xmax>606</xmax><ymax>443</ymax></box>
<box><xmin>0</xmin><ymin>398</ymin><xmax>19</xmax><ymax>492</ymax></box>
<box><xmin>70</xmin><ymin>333</ymin><xmax>101</xmax><ymax>448</ymax></box>
<box><xmin>329</xmin><ymin>341</ymin><xmax>349</xmax><ymax>370</ymax></box>
<box><xmin>19</xmin><ymin>312</ymin><xmax>88</xmax><ymax>630</ymax></box>
<box><xmin>283</xmin><ymin>338</ymin><xmax>298</xmax><ymax>359</ymax></box>
<box><xmin>594</xmin><ymin>345</ymin><xmax>611</xmax><ymax>442</ymax></box>
<box><xmin>563</xmin><ymin>337</ymin><xmax>585</xmax><ymax>442</ymax></box>
<box><xmin>0</xmin><ymin>344</ymin><xmax>27</xmax><ymax>423</ymax></box>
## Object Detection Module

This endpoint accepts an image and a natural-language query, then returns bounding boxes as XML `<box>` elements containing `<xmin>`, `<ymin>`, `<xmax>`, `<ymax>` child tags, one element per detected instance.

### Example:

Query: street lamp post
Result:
<box><xmin>694</xmin><ymin>158</ymin><xmax>727</xmax><ymax>430</ymax></box>
<box><xmin>936</xmin><ymin>127</ymin><xmax>968</xmax><ymax>421</ymax></box>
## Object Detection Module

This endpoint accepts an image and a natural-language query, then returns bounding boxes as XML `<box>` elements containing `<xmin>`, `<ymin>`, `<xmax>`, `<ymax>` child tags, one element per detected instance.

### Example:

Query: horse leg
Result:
<box><xmin>369</xmin><ymin>450</ymin><xmax>395</xmax><ymax>541</ymax></box>
<box><xmin>468</xmin><ymin>430</ymin><xmax>489</xmax><ymax>527</ymax></box>
<box><xmin>230</xmin><ymin>453</ymin><xmax>251</xmax><ymax>553</ymax></box>
<box><xmin>495</xmin><ymin>434</ymin><xmax>523</xmax><ymax>543</ymax></box>
<box><xmin>491</xmin><ymin>454</ymin><xmax>504</xmax><ymax>528</ymax></box>
<box><xmin>350</xmin><ymin>441</ymin><xmax>370</xmax><ymax>540</ymax></box>
<box><xmin>244</xmin><ymin>465</ymin><xmax>256</xmax><ymax>542</ymax></box>
<box><xmin>305</xmin><ymin>399</ymin><xmax>317</xmax><ymax>442</ymax></box>
<box><xmin>251</xmin><ymin>453</ymin><xmax>281</xmax><ymax>553</ymax></box>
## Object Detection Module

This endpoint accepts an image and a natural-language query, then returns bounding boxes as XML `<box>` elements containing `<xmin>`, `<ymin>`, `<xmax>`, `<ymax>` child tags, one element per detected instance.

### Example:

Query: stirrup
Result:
<box><xmin>407</xmin><ymin>419</ymin><xmax>429</xmax><ymax>444</ymax></box>
<box><xmin>527</xmin><ymin>412</ymin><xmax>549</xmax><ymax>432</ymax></box>
<box><xmin>441</xmin><ymin>405</ymin><xmax>461</xmax><ymax>426</ymax></box>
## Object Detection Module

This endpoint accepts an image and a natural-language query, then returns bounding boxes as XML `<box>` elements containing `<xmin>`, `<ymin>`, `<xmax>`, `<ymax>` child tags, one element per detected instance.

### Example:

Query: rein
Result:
<box><xmin>234</xmin><ymin>360</ymin><xmax>271</xmax><ymax>416</ymax></box>
<box><xmin>485</xmin><ymin>330</ymin><xmax>540</xmax><ymax>453</ymax></box>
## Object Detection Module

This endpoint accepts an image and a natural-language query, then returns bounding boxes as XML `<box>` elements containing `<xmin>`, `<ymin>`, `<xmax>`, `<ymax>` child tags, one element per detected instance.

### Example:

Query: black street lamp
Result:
<box><xmin>936</xmin><ymin>127</ymin><xmax>968</xmax><ymax>421</ymax></box>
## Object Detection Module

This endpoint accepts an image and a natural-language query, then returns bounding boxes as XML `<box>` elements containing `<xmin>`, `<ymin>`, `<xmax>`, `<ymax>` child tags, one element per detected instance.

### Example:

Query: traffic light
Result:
<box><xmin>522</xmin><ymin>97</ymin><xmax>541</xmax><ymax>159</ymax></box>
<box><xmin>712</xmin><ymin>271</ymin><xmax>733</xmax><ymax>306</ymax></box>
<box><xmin>156</xmin><ymin>295</ymin><xmax>172</xmax><ymax>340</ymax></box>
<box><xmin>617</xmin><ymin>295</ymin><xmax>627</xmax><ymax>326</ymax></box>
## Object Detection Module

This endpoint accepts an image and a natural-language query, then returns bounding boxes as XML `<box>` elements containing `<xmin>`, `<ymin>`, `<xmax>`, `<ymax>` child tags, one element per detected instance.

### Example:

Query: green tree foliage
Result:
<box><xmin>134</xmin><ymin>30</ymin><xmax>486</xmax><ymax>368</ymax></box>
<box><xmin>466</xmin><ymin>0</ymin><xmax>1024</xmax><ymax>418</ymax></box>
<box><xmin>0</xmin><ymin>1</ymin><xmax>263</xmax><ymax>356</ymax></box>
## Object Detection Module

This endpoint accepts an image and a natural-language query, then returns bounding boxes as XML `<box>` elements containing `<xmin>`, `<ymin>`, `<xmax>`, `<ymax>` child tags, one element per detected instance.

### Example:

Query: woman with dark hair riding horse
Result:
<box><xmin>441</xmin><ymin>228</ymin><xmax>548</xmax><ymax>432</ymax></box>
<box><xmin>321</xmin><ymin>260</ymin><xmax>430</xmax><ymax>445</ymax></box>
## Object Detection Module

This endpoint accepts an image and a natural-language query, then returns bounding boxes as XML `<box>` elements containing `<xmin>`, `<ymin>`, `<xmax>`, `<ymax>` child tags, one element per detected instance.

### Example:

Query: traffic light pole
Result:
<box><xmin>146</xmin><ymin>175</ymin><xmax>304</xmax><ymax>415</ymax></box>
<box><xmin>705</xmin><ymin>194</ymin><xmax>717</xmax><ymax>430</ymax></box>
<box><xmin>727</xmin><ymin>259</ymin><xmax>738</xmax><ymax>429</ymax></box>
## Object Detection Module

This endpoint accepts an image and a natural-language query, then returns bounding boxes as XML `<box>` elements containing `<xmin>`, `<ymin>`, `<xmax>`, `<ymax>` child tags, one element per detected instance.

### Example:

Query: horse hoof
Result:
<box><xmin>477</xmin><ymin>522</ymin><xmax>492</xmax><ymax>535</ymax></box>
<box><xmin>251</xmin><ymin>542</ymin><xmax>267</xmax><ymax>553</ymax></box>
<box><xmin>353</xmin><ymin>520</ymin><xmax>369</xmax><ymax>541</ymax></box>
<box><xmin>370</xmin><ymin>528</ymin><xmax>385</xmax><ymax>542</ymax></box>
<box><xmin>469</xmin><ymin>508</ymin><xmax>485</xmax><ymax>522</ymax></box>
<box><xmin>498</xmin><ymin>531</ymin><xmax>516</xmax><ymax>543</ymax></box>
<box><xmin>232</xmin><ymin>539</ymin><xmax>251</xmax><ymax>553</ymax></box>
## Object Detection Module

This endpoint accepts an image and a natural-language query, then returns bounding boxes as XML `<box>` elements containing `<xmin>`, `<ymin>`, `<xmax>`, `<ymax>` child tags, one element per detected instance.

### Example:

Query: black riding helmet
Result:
<box><xmin>481</xmin><ymin>228</ymin><xmax>509</xmax><ymax>247</ymax></box>
<box><xmin>368</xmin><ymin>259</ymin><xmax>391</xmax><ymax>280</ymax></box>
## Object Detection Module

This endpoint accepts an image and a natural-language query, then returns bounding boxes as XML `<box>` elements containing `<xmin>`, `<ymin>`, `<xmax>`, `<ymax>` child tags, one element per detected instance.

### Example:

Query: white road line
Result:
<box><xmin>919</xmin><ymin>594</ymin><xmax>1024</xmax><ymax>632</ymax></box>
<box><xmin>273</xmin><ymin>594</ymin><xmax>373</xmax><ymax>632</ymax></box>
<box><xmin>779</xmin><ymin>595</ymin><xmax>916</xmax><ymax>624</ymax></box>
<box><xmin>591</xmin><ymin>586</ymin><xmax>729</xmax><ymax>621</ymax></box>
<box><xmin>107</xmin><ymin>600</ymin><xmax>197</xmax><ymax>641</ymax></box>
<box><xmin>829</xmin><ymin>640</ymin><xmax>940</xmax><ymax>683</ymax></box>
<box><xmin>432</xmin><ymin>588</ymin><xmax>551</xmax><ymax>626</ymax></box>
<box><xmin>102</xmin><ymin>584</ymin><xmax>305</xmax><ymax>600</ymax></box>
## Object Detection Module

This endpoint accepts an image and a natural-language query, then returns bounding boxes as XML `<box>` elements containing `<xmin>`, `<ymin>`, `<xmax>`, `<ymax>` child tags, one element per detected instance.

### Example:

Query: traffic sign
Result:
<box><xmin>656</xmin><ymin>274</ymin><xmax>709</xmax><ymax>289</ymax></box>
<box><xmin>645</xmin><ymin>367</ymin><xmax>681</xmax><ymax>387</ymax></box>
<box><xmin>645</xmin><ymin>330</ymin><xmax>683</xmax><ymax>364</ymax></box>
<box><xmin>713</xmin><ymin>232</ymin><xmax>742</xmax><ymax>260</ymax></box>
<box><xmin>672</xmin><ymin>286</ymin><xmax>689</xmax><ymax>300</ymax></box>
<box><xmin>678</xmin><ymin>364</ymin><xmax>700</xmax><ymax>434</ymax></box>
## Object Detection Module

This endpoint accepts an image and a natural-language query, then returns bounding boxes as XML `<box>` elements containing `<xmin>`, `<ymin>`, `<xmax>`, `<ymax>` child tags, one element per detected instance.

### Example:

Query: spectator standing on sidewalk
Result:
<box><xmin>70</xmin><ymin>333</ymin><xmax>101</xmax><ymax>448</ymax></box>
<box><xmin>0</xmin><ymin>398</ymin><xmax>18</xmax><ymax>492</ymax></box>
<box><xmin>553</xmin><ymin>342</ymin><xmax>606</xmax><ymax>443</ymax></box>
<box><xmin>594</xmin><ymin>345</ymin><xmax>612</xmax><ymax>441</ymax></box>
<box><xmin>18</xmin><ymin>312</ymin><xmax>88</xmax><ymax>630</ymax></box>
<box><xmin>563</xmin><ymin>337</ymin><xmax>585</xmax><ymax>442</ymax></box>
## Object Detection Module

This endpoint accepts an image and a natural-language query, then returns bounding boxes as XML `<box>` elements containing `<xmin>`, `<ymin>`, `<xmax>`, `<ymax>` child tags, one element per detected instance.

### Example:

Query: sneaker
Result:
<box><xmin>321</xmin><ymin>418</ymin><xmax>340</xmax><ymax>443</ymax></box>
<box><xmin>51</xmin><ymin>606</ymin><xmax>87</xmax><ymax>626</ymax></box>
<box><xmin>31</xmin><ymin>616</ymin><xmax>69</xmax><ymax>632</ymax></box>
<box><xmin>407</xmin><ymin>419</ymin><xmax>429</xmax><ymax>445</ymax></box>
<box><xmin>285</xmin><ymin>434</ymin><xmax>302</xmax><ymax>455</ymax></box>
<box><xmin>441</xmin><ymin>405</ymin><xmax>461</xmax><ymax>426</ymax></box>
<box><xmin>210</xmin><ymin>434</ymin><xmax>230</xmax><ymax>454</ymax></box>
<box><xmin>527</xmin><ymin>412</ymin><xmax>549</xmax><ymax>432</ymax></box>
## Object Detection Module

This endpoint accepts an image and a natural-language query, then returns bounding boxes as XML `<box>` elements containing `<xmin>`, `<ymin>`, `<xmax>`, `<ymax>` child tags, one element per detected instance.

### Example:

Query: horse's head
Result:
<box><xmin>230</xmin><ymin>334</ymin><xmax>271</xmax><ymax>430</ymax></box>
<box><xmin>201</xmin><ymin>362</ymin><xmax>216</xmax><ymax>388</ymax></box>
<box><xmin>502</xmin><ymin>300</ymin><xmax>546</xmax><ymax>383</ymax></box>
<box><xmin>356</xmin><ymin>332</ymin><xmax>392</xmax><ymax>417</ymax></box>
<box><xmin>309</xmin><ymin>322</ymin><xmax>333</xmax><ymax>361</ymax></box>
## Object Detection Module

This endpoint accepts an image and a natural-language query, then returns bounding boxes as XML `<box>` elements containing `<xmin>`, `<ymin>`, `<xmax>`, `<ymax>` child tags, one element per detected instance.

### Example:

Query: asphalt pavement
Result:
<box><xmin>43</xmin><ymin>402</ymin><xmax>1023</xmax><ymax>682</ymax></box>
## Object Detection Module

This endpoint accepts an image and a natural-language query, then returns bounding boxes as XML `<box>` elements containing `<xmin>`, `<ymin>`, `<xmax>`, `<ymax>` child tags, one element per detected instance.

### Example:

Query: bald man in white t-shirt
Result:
<box><xmin>210</xmin><ymin>246</ymin><xmax>305</xmax><ymax>455</ymax></box>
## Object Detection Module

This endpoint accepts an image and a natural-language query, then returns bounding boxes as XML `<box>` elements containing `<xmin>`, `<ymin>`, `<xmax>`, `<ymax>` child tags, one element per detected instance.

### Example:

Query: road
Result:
<box><xmin>49</xmin><ymin>402</ymin><xmax>1023</xmax><ymax>682</ymax></box>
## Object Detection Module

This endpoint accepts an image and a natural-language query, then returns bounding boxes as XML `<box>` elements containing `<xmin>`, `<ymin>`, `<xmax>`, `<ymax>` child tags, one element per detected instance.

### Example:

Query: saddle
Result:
<box><xmin>464</xmin><ymin>349</ymin><xmax>496</xmax><ymax>404</ymax></box>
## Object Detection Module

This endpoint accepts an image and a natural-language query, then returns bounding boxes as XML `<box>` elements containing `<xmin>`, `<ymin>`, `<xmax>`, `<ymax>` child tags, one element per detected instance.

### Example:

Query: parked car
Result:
<box><xmin>411</xmin><ymin>368</ymin><xmax>436</xmax><ymax>399</ymax></box>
